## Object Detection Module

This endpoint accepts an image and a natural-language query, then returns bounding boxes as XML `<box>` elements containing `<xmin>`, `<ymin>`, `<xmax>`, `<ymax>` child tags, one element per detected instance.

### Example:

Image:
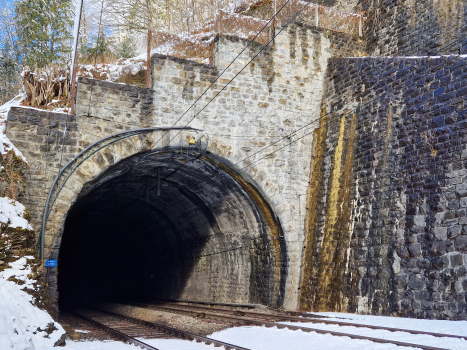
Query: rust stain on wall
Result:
<box><xmin>298</xmin><ymin>113</ymin><xmax>329</xmax><ymax>311</ymax></box>
<box><xmin>299</xmin><ymin>112</ymin><xmax>357</xmax><ymax>312</ymax></box>
<box><xmin>315</xmin><ymin>113</ymin><xmax>356</xmax><ymax>312</ymax></box>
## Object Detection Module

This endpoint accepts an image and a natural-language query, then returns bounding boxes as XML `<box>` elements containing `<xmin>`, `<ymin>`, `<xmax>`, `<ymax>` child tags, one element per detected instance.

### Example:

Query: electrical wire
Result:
<box><xmin>133</xmin><ymin>0</ymin><xmax>316</xmax><ymax>176</ymax></box>
<box><xmin>231</xmin><ymin>39</ymin><xmax>467</xmax><ymax>168</ymax></box>
<box><xmin>165</xmin><ymin>0</ymin><xmax>317</xmax><ymax>144</ymax></box>
<box><xmin>158</xmin><ymin>0</ymin><xmax>293</xmax><ymax>133</ymax></box>
<box><xmin>239</xmin><ymin>93</ymin><xmax>390</xmax><ymax>171</ymax></box>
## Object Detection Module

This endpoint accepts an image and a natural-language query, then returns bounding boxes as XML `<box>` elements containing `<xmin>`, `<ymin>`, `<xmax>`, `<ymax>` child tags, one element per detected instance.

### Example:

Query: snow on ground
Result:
<box><xmin>0</xmin><ymin>197</ymin><xmax>33</xmax><ymax>229</ymax></box>
<box><xmin>0</xmin><ymin>93</ymin><xmax>28</xmax><ymax>162</ymax></box>
<box><xmin>209</xmin><ymin>325</ymin><xmax>417</xmax><ymax>350</ymax></box>
<box><xmin>78</xmin><ymin>57</ymin><xmax>146</xmax><ymax>82</ymax></box>
<box><xmin>37</xmin><ymin>316</ymin><xmax>467</xmax><ymax>350</ymax></box>
<box><xmin>313</xmin><ymin>312</ymin><xmax>467</xmax><ymax>337</ymax></box>
<box><xmin>0</xmin><ymin>257</ymin><xmax>66</xmax><ymax>349</ymax></box>
<box><xmin>278</xmin><ymin>320</ymin><xmax>467</xmax><ymax>349</ymax></box>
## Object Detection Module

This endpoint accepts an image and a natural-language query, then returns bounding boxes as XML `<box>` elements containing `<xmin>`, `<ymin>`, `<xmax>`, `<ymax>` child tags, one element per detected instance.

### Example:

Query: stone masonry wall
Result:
<box><xmin>6</xmin><ymin>79</ymin><xmax>166</xmax><ymax>231</ymax></box>
<box><xmin>300</xmin><ymin>54</ymin><xmax>467</xmax><ymax>319</ymax></box>
<box><xmin>6</xmin><ymin>108</ymin><xmax>81</xmax><ymax>230</ymax></box>
<box><xmin>359</xmin><ymin>0</ymin><xmax>467</xmax><ymax>56</ymax></box>
<box><xmin>74</xmin><ymin>24</ymin><xmax>365</xmax><ymax>309</ymax></box>
<box><xmin>7</xmin><ymin>22</ymin><xmax>365</xmax><ymax>310</ymax></box>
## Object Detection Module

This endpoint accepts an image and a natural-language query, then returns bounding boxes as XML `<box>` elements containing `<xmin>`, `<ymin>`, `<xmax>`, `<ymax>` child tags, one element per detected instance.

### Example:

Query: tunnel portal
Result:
<box><xmin>57</xmin><ymin>149</ymin><xmax>286</xmax><ymax>309</ymax></box>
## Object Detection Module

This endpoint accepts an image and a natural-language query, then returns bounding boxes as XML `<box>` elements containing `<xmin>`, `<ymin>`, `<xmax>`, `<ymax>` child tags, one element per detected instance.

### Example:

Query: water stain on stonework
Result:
<box><xmin>315</xmin><ymin>113</ymin><xmax>356</xmax><ymax>312</ymax></box>
<box><xmin>299</xmin><ymin>113</ymin><xmax>329</xmax><ymax>311</ymax></box>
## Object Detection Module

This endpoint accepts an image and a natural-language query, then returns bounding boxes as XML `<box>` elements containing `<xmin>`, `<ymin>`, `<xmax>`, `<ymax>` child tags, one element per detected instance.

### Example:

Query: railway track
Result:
<box><xmin>67</xmin><ymin>307</ymin><xmax>250</xmax><ymax>350</ymax></box>
<box><xmin>149</xmin><ymin>299</ymin><xmax>467</xmax><ymax>341</ymax></box>
<box><xmin>124</xmin><ymin>301</ymin><xmax>459</xmax><ymax>350</ymax></box>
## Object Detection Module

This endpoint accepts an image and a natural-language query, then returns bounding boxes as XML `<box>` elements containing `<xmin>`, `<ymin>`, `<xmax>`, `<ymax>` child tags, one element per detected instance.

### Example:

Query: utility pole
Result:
<box><xmin>70</xmin><ymin>0</ymin><xmax>84</xmax><ymax>115</ymax></box>
<box><xmin>147</xmin><ymin>29</ymin><xmax>151</xmax><ymax>88</ymax></box>
<box><xmin>146</xmin><ymin>0</ymin><xmax>152</xmax><ymax>88</ymax></box>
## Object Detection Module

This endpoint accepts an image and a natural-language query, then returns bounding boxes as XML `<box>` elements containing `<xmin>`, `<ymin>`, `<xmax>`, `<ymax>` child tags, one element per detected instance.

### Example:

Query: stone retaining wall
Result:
<box><xmin>6</xmin><ymin>108</ymin><xmax>80</xmax><ymax>229</ymax></box>
<box><xmin>74</xmin><ymin>24</ymin><xmax>365</xmax><ymax>309</ymax></box>
<box><xmin>359</xmin><ymin>0</ymin><xmax>467</xmax><ymax>56</ymax></box>
<box><xmin>300</xmin><ymin>55</ymin><xmax>467</xmax><ymax>319</ymax></box>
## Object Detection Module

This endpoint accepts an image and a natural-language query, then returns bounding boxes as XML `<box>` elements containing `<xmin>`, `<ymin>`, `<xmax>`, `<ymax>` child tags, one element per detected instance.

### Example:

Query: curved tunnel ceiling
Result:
<box><xmin>58</xmin><ymin>149</ymin><xmax>286</xmax><ymax>308</ymax></box>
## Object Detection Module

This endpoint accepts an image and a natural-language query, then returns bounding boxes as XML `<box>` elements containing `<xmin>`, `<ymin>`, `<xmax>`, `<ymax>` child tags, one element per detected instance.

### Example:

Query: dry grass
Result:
<box><xmin>275</xmin><ymin>0</ymin><xmax>365</xmax><ymax>36</ymax></box>
<box><xmin>0</xmin><ymin>151</ymin><xmax>28</xmax><ymax>201</ymax></box>
<box><xmin>152</xmin><ymin>11</ymin><xmax>272</xmax><ymax>63</ymax></box>
<box><xmin>151</xmin><ymin>1</ymin><xmax>365</xmax><ymax>63</ymax></box>
<box><xmin>22</xmin><ymin>64</ymin><xmax>70</xmax><ymax>109</ymax></box>
<box><xmin>153</xmin><ymin>31</ymin><xmax>216</xmax><ymax>62</ymax></box>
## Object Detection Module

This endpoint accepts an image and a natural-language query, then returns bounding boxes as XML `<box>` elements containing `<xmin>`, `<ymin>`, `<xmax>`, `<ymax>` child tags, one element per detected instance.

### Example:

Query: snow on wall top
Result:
<box><xmin>0</xmin><ymin>95</ymin><xmax>28</xmax><ymax>162</ymax></box>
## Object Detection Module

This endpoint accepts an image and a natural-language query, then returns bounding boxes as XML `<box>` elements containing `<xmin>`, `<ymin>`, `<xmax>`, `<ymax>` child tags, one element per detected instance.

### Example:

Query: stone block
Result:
<box><xmin>448</xmin><ymin>225</ymin><xmax>463</xmax><ymax>239</ymax></box>
<box><xmin>451</xmin><ymin>254</ymin><xmax>464</xmax><ymax>267</ymax></box>
<box><xmin>455</xmin><ymin>235</ymin><xmax>467</xmax><ymax>252</ymax></box>
<box><xmin>433</xmin><ymin>256</ymin><xmax>449</xmax><ymax>269</ymax></box>
<box><xmin>434</xmin><ymin>227</ymin><xmax>447</xmax><ymax>240</ymax></box>
<box><xmin>409</xmin><ymin>243</ymin><xmax>422</xmax><ymax>258</ymax></box>
<box><xmin>408</xmin><ymin>274</ymin><xmax>425</xmax><ymax>290</ymax></box>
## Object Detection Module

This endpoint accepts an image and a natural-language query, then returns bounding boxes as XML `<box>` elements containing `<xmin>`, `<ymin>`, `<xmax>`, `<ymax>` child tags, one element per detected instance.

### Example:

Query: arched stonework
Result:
<box><xmin>41</xmin><ymin>128</ymin><xmax>286</xmax><ymax>309</ymax></box>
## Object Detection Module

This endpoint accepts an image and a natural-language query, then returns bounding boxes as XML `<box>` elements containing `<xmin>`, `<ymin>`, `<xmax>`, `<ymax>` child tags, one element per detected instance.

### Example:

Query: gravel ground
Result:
<box><xmin>100</xmin><ymin>303</ymin><xmax>235</xmax><ymax>336</ymax></box>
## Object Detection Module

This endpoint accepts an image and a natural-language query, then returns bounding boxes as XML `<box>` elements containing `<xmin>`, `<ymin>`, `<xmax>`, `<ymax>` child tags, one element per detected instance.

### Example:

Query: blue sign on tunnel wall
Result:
<box><xmin>45</xmin><ymin>259</ymin><xmax>57</xmax><ymax>267</ymax></box>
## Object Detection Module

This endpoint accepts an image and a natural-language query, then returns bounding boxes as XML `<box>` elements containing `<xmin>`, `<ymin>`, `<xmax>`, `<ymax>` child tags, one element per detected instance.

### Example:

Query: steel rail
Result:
<box><xmin>151</xmin><ymin>299</ymin><xmax>467</xmax><ymax>341</ymax></box>
<box><xmin>152</xmin><ymin>298</ymin><xmax>263</xmax><ymax>309</ymax></box>
<box><xmin>68</xmin><ymin>310</ymin><xmax>160</xmax><ymax>350</ymax></box>
<box><xmin>91</xmin><ymin>307</ymin><xmax>251</xmax><ymax>350</ymax></box>
<box><xmin>39</xmin><ymin>126</ymin><xmax>199</xmax><ymax>259</ymax></box>
<box><xmin>129</xmin><ymin>302</ymin><xmax>449</xmax><ymax>350</ymax></box>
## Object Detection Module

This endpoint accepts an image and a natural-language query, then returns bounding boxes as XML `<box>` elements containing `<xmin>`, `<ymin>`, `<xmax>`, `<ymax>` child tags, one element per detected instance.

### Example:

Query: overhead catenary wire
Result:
<box><xmin>160</xmin><ymin>0</ymin><xmax>293</xmax><ymax>131</ymax></box>
<box><xmin>66</xmin><ymin>11</ymin><xmax>467</xmax><ymax>195</ymax></box>
<box><xmin>163</xmin><ymin>0</ymin><xmax>318</xmax><ymax>145</ymax></box>
<box><xmin>133</xmin><ymin>0</ymin><xmax>317</xmax><ymax>176</ymax></box>
<box><xmin>63</xmin><ymin>1</ymin><xmax>466</xmax><ymax>202</ymax></box>
<box><xmin>71</xmin><ymin>0</ymin><xmax>297</xmax><ymax>179</ymax></box>
<box><xmin>68</xmin><ymin>38</ymin><xmax>464</xmax><ymax>223</ymax></box>
<box><xmin>143</xmin><ymin>43</ymin><xmax>467</xmax><ymax>177</ymax></box>
<box><xmin>229</xmin><ymin>39</ymin><xmax>467</xmax><ymax>168</ymax></box>
<box><xmin>79</xmin><ymin>0</ymin><xmax>466</xmax><ymax>171</ymax></box>
<box><xmin>239</xmin><ymin>93</ymin><xmax>391</xmax><ymax>171</ymax></box>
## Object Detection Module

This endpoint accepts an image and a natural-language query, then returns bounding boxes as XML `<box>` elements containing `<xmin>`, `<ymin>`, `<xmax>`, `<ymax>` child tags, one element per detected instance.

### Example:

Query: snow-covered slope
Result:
<box><xmin>0</xmin><ymin>257</ymin><xmax>65</xmax><ymax>349</ymax></box>
<box><xmin>0</xmin><ymin>96</ymin><xmax>66</xmax><ymax>349</ymax></box>
<box><xmin>0</xmin><ymin>197</ymin><xmax>33</xmax><ymax>230</ymax></box>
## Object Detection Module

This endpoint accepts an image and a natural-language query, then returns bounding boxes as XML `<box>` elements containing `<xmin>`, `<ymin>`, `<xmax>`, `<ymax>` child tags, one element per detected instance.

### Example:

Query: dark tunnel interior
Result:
<box><xmin>57</xmin><ymin>150</ymin><xmax>286</xmax><ymax>309</ymax></box>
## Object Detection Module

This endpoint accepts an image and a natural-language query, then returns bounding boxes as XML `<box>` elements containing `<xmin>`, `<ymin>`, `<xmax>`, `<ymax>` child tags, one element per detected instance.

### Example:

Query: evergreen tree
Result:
<box><xmin>113</xmin><ymin>35</ymin><xmax>137</xmax><ymax>59</ymax></box>
<box><xmin>0</xmin><ymin>48</ymin><xmax>21</xmax><ymax>104</ymax></box>
<box><xmin>14</xmin><ymin>0</ymin><xmax>73</xmax><ymax>67</ymax></box>
<box><xmin>0</xmin><ymin>0</ymin><xmax>21</xmax><ymax>103</ymax></box>
<box><xmin>82</xmin><ymin>29</ymin><xmax>116</xmax><ymax>63</ymax></box>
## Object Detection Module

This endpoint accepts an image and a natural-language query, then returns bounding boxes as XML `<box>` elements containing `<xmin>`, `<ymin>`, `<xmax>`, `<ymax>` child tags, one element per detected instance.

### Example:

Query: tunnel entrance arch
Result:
<box><xmin>41</xmin><ymin>128</ymin><xmax>287</xmax><ymax>309</ymax></box>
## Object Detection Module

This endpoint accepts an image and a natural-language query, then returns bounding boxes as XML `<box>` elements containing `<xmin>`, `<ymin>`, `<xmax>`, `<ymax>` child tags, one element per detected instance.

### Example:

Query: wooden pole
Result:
<box><xmin>70</xmin><ymin>49</ymin><xmax>78</xmax><ymax>115</ymax></box>
<box><xmin>146</xmin><ymin>29</ymin><xmax>152</xmax><ymax>88</ymax></box>
<box><xmin>70</xmin><ymin>0</ymin><xmax>84</xmax><ymax>115</ymax></box>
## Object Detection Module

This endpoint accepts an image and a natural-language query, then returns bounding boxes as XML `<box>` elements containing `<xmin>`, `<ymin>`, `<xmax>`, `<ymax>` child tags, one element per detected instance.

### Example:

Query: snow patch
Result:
<box><xmin>77</xmin><ymin>57</ymin><xmax>147</xmax><ymax>83</ymax></box>
<box><xmin>0</xmin><ymin>257</ymin><xmax>65</xmax><ymax>349</ymax></box>
<box><xmin>0</xmin><ymin>94</ymin><xmax>28</xmax><ymax>162</ymax></box>
<box><xmin>0</xmin><ymin>197</ymin><xmax>33</xmax><ymax>230</ymax></box>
